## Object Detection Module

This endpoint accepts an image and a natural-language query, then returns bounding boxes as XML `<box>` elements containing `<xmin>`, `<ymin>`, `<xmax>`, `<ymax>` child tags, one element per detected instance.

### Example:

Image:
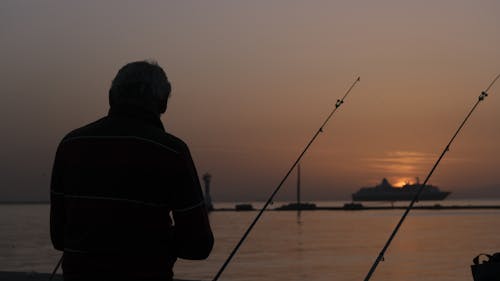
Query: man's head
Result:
<box><xmin>109</xmin><ymin>60</ymin><xmax>171</xmax><ymax>115</ymax></box>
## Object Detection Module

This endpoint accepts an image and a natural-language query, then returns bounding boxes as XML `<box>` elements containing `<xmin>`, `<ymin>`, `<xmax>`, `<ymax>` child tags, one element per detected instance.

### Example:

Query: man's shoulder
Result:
<box><xmin>62</xmin><ymin>117</ymin><xmax>109</xmax><ymax>141</ymax></box>
<box><xmin>59</xmin><ymin>116</ymin><xmax>191</xmax><ymax>155</ymax></box>
<box><xmin>159</xmin><ymin>132</ymin><xmax>190</xmax><ymax>153</ymax></box>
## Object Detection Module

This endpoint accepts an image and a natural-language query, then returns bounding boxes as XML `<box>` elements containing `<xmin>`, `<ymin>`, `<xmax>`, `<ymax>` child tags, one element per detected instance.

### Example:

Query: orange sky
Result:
<box><xmin>1</xmin><ymin>1</ymin><xmax>499</xmax><ymax>201</ymax></box>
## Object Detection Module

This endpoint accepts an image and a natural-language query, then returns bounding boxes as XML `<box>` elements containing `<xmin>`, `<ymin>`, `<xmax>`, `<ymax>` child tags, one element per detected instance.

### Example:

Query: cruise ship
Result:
<box><xmin>352</xmin><ymin>178</ymin><xmax>450</xmax><ymax>201</ymax></box>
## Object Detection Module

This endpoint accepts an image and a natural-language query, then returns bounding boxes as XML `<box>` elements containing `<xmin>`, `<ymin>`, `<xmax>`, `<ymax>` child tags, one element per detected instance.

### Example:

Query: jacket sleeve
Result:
<box><xmin>173</xmin><ymin>205</ymin><xmax>214</xmax><ymax>259</ymax></box>
<box><xmin>172</xmin><ymin>143</ymin><xmax>214</xmax><ymax>260</ymax></box>
<box><xmin>50</xmin><ymin>143</ymin><xmax>65</xmax><ymax>251</ymax></box>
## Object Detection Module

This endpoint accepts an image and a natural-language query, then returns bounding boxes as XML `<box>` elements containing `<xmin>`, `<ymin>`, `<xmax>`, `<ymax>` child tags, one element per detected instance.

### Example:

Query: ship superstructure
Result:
<box><xmin>352</xmin><ymin>178</ymin><xmax>450</xmax><ymax>201</ymax></box>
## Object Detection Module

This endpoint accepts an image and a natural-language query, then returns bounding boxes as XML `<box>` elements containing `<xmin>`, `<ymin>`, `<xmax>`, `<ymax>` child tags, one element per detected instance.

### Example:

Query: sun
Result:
<box><xmin>392</xmin><ymin>178</ymin><xmax>412</xmax><ymax>188</ymax></box>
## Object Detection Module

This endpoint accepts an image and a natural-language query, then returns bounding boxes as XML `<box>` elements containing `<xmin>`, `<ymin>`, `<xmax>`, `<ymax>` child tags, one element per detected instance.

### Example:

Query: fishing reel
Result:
<box><xmin>479</xmin><ymin>91</ymin><xmax>488</xmax><ymax>101</ymax></box>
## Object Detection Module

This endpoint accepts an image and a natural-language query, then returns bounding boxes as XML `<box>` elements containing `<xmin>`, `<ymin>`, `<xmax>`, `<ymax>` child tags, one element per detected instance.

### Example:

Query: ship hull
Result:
<box><xmin>352</xmin><ymin>191</ymin><xmax>450</xmax><ymax>201</ymax></box>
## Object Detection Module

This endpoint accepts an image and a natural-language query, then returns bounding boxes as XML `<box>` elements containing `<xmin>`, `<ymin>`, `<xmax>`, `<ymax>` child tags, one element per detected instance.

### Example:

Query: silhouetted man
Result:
<box><xmin>50</xmin><ymin>61</ymin><xmax>214</xmax><ymax>281</ymax></box>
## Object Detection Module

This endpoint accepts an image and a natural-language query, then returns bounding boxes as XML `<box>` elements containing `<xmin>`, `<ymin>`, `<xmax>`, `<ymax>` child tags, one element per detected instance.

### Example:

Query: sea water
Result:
<box><xmin>1</xmin><ymin>201</ymin><xmax>500</xmax><ymax>281</ymax></box>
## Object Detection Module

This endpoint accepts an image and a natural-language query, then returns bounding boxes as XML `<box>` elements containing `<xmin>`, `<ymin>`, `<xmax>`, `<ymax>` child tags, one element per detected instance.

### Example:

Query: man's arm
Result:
<box><xmin>173</xmin><ymin>205</ymin><xmax>214</xmax><ymax>260</ymax></box>
<box><xmin>171</xmin><ymin>141</ymin><xmax>214</xmax><ymax>259</ymax></box>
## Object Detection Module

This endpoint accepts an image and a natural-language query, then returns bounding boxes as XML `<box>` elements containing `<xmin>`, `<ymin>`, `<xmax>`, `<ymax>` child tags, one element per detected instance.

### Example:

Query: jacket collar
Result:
<box><xmin>108</xmin><ymin>104</ymin><xmax>165</xmax><ymax>131</ymax></box>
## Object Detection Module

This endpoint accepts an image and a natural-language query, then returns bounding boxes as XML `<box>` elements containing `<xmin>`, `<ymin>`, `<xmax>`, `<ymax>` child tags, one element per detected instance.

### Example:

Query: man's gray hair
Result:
<box><xmin>109</xmin><ymin>60</ymin><xmax>171</xmax><ymax>114</ymax></box>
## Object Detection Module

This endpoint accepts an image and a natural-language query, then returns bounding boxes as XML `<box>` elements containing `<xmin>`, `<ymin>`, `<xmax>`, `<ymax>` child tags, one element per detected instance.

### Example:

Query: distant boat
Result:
<box><xmin>276</xmin><ymin>202</ymin><xmax>317</xmax><ymax>210</ymax></box>
<box><xmin>235</xmin><ymin>203</ymin><xmax>255</xmax><ymax>211</ymax></box>
<box><xmin>352</xmin><ymin>178</ymin><xmax>450</xmax><ymax>201</ymax></box>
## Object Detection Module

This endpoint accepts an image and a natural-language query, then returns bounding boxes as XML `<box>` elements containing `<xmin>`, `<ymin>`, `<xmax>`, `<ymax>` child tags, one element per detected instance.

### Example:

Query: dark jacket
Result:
<box><xmin>50</xmin><ymin>105</ymin><xmax>213</xmax><ymax>280</ymax></box>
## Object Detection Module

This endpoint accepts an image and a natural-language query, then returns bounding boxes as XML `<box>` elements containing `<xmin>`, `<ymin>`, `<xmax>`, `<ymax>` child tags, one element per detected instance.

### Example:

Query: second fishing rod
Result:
<box><xmin>363</xmin><ymin>73</ymin><xmax>500</xmax><ymax>281</ymax></box>
<box><xmin>211</xmin><ymin>76</ymin><xmax>361</xmax><ymax>281</ymax></box>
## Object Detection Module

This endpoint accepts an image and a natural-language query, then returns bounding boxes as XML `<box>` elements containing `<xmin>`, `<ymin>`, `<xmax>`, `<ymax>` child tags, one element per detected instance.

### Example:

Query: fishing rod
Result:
<box><xmin>363</xmin><ymin>73</ymin><xmax>500</xmax><ymax>281</ymax></box>
<box><xmin>212</xmin><ymin>76</ymin><xmax>361</xmax><ymax>281</ymax></box>
<box><xmin>48</xmin><ymin>256</ymin><xmax>63</xmax><ymax>281</ymax></box>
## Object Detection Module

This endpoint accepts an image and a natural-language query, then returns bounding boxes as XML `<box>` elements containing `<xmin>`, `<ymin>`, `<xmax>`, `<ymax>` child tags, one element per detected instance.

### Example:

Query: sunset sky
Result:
<box><xmin>1</xmin><ymin>1</ymin><xmax>499</xmax><ymax>202</ymax></box>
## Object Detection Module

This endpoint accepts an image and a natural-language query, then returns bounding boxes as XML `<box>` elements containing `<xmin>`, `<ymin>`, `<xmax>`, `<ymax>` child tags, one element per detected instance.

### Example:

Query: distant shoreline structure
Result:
<box><xmin>2</xmin><ymin>201</ymin><xmax>500</xmax><ymax>211</ymax></box>
<box><xmin>216</xmin><ymin>203</ymin><xmax>500</xmax><ymax>211</ymax></box>
<box><xmin>0</xmin><ymin>201</ymin><xmax>49</xmax><ymax>204</ymax></box>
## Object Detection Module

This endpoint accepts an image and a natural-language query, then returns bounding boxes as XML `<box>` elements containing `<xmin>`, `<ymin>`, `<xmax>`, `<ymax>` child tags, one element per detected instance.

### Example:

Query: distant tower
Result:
<box><xmin>202</xmin><ymin>173</ymin><xmax>214</xmax><ymax>211</ymax></box>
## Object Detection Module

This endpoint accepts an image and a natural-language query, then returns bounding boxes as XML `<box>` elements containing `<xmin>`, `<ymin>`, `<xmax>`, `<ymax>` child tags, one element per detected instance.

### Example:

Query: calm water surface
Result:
<box><xmin>1</xmin><ymin>201</ymin><xmax>499</xmax><ymax>281</ymax></box>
